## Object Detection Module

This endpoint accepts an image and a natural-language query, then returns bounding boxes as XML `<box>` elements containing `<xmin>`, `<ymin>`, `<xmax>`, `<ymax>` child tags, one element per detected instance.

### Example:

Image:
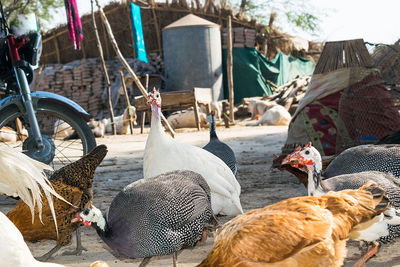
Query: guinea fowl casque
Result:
<box><xmin>203</xmin><ymin>113</ymin><xmax>237</xmax><ymax>176</ymax></box>
<box><xmin>143</xmin><ymin>89</ymin><xmax>242</xmax><ymax>215</ymax></box>
<box><xmin>199</xmin><ymin>182</ymin><xmax>389</xmax><ymax>267</ymax></box>
<box><xmin>73</xmin><ymin>170</ymin><xmax>213</xmax><ymax>267</ymax></box>
<box><xmin>282</xmin><ymin>143</ymin><xmax>400</xmax><ymax>264</ymax></box>
<box><xmin>7</xmin><ymin>145</ymin><xmax>108</xmax><ymax>261</ymax></box>
<box><xmin>0</xmin><ymin>147</ymin><xmax>68</xmax><ymax>266</ymax></box>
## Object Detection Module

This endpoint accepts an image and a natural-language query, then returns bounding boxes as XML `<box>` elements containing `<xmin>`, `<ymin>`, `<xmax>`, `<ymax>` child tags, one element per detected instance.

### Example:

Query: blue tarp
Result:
<box><xmin>130</xmin><ymin>3</ymin><xmax>148</xmax><ymax>63</ymax></box>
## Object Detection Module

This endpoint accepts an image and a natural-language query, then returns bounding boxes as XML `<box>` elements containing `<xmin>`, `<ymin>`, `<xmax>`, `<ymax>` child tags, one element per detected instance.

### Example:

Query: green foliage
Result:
<box><xmin>235</xmin><ymin>0</ymin><xmax>326</xmax><ymax>36</ymax></box>
<box><xmin>1</xmin><ymin>0</ymin><xmax>63</xmax><ymax>28</ymax></box>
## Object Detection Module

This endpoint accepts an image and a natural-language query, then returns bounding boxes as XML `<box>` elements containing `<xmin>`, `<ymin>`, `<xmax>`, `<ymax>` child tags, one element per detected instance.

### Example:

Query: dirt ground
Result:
<box><xmin>2</xmin><ymin>121</ymin><xmax>400</xmax><ymax>267</ymax></box>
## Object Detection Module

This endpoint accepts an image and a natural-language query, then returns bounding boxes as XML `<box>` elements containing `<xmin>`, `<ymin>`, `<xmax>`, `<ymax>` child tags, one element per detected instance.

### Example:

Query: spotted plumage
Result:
<box><xmin>76</xmin><ymin>170</ymin><xmax>213</xmax><ymax>261</ymax></box>
<box><xmin>7</xmin><ymin>145</ymin><xmax>108</xmax><ymax>260</ymax></box>
<box><xmin>323</xmin><ymin>144</ymin><xmax>400</xmax><ymax>179</ymax></box>
<box><xmin>203</xmin><ymin>114</ymin><xmax>237</xmax><ymax>176</ymax></box>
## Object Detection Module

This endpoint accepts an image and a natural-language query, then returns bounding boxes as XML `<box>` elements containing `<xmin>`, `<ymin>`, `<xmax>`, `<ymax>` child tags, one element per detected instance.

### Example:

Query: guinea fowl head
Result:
<box><xmin>281</xmin><ymin>142</ymin><xmax>322</xmax><ymax>173</ymax></box>
<box><xmin>147</xmin><ymin>88</ymin><xmax>162</xmax><ymax>112</ymax></box>
<box><xmin>72</xmin><ymin>206</ymin><xmax>105</xmax><ymax>230</ymax></box>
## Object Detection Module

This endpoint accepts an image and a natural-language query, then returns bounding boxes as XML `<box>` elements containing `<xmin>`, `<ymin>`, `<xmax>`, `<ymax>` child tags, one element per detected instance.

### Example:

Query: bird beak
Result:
<box><xmin>71</xmin><ymin>212</ymin><xmax>92</xmax><ymax>227</ymax></box>
<box><xmin>281</xmin><ymin>153</ymin><xmax>305</xmax><ymax>169</ymax></box>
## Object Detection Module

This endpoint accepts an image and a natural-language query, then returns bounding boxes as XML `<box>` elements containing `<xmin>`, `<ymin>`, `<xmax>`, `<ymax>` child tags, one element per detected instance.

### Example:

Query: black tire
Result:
<box><xmin>0</xmin><ymin>100</ymin><xmax>96</xmax><ymax>170</ymax></box>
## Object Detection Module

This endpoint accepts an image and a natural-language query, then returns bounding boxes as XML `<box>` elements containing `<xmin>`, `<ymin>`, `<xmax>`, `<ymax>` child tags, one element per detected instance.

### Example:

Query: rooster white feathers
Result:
<box><xmin>143</xmin><ymin>90</ymin><xmax>243</xmax><ymax>215</ymax></box>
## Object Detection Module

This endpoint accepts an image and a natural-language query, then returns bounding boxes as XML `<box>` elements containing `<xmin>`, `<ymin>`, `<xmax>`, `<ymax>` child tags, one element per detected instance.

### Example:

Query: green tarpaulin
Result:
<box><xmin>222</xmin><ymin>47</ymin><xmax>315</xmax><ymax>104</ymax></box>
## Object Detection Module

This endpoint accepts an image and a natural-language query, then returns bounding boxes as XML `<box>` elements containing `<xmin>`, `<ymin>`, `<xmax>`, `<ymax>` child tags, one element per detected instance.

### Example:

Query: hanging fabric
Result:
<box><xmin>130</xmin><ymin>3</ymin><xmax>148</xmax><ymax>63</ymax></box>
<box><xmin>64</xmin><ymin>0</ymin><xmax>83</xmax><ymax>50</ymax></box>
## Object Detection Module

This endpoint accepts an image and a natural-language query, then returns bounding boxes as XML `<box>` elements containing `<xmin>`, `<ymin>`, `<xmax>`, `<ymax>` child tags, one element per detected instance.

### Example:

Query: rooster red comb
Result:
<box><xmin>305</xmin><ymin>142</ymin><xmax>313</xmax><ymax>148</ymax></box>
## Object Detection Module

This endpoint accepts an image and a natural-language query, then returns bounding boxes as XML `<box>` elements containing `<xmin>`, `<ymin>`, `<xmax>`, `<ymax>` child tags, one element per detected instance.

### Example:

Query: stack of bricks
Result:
<box><xmin>222</xmin><ymin>27</ymin><xmax>256</xmax><ymax>48</ymax></box>
<box><xmin>36</xmin><ymin>57</ymin><xmax>162</xmax><ymax>119</ymax></box>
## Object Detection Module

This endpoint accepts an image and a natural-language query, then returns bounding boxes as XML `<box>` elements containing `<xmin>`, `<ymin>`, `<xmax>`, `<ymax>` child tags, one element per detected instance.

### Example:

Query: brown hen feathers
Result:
<box><xmin>7</xmin><ymin>145</ymin><xmax>107</xmax><ymax>246</ymax></box>
<box><xmin>199</xmin><ymin>182</ymin><xmax>389</xmax><ymax>267</ymax></box>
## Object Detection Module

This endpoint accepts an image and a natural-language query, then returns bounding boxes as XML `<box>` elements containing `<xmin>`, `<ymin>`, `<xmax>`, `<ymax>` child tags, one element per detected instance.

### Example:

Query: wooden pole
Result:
<box><xmin>91</xmin><ymin>0</ymin><xmax>116</xmax><ymax>135</ymax></box>
<box><xmin>95</xmin><ymin>0</ymin><xmax>175</xmax><ymax>137</ymax></box>
<box><xmin>227</xmin><ymin>15</ymin><xmax>235</xmax><ymax>123</ymax></box>
<box><xmin>140</xmin><ymin>74</ymin><xmax>150</xmax><ymax>134</ymax></box>
<box><xmin>151</xmin><ymin>7</ymin><xmax>162</xmax><ymax>55</ymax></box>
<box><xmin>119</xmin><ymin>70</ymin><xmax>135</xmax><ymax>134</ymax></box>
<box><xmin>53</xmin><ymin>32</ymin><xmax>61</xmax><ymax>64</ymax></box>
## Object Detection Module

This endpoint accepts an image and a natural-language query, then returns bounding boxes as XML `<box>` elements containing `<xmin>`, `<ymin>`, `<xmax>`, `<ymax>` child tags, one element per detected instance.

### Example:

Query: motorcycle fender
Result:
<box><xmin>0</xmin><ymin>91</ymin><xmax>92</xmax><ymax>121</ymax></box>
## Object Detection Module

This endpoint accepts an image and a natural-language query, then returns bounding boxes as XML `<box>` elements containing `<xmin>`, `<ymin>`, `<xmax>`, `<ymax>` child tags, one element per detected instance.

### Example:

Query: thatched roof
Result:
<box><xmin>371</xmin><ymin>40</ymin><xmax>400</xmax><ymax>86</ymax></box>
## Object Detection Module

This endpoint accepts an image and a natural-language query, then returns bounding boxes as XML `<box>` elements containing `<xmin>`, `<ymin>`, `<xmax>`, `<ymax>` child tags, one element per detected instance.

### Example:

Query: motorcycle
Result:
<box><xmin>0</xmin><ymin>2</ymin><xmax>96</xmax><ymax>169</ymax></box>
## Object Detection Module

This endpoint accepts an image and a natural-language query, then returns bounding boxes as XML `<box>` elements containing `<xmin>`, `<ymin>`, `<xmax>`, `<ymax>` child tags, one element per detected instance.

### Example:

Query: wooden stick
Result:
<box><xmin>95</xmin><ymin>0</ymin><xmax>175</xmax><ymax>137</ymax></box>
<box><xmin>53</xmin><ymin>32</ymin><xmax>61</xmax><ymax>64</ymax></box>
<box><xmin>151</xmin><ymin>7</ymin><xmax>162</xmax><ymax>56</ymax></box>
<box><xmin>92</xmin><ymin>0</ymin><xmax>116</xmax><ymax>135</ymax></box>
<box><xmin>119</xmin><ymin>70</ymin><xmax>135</xmax><ymax>134</ymax></box>
<box><xmin>227</xmin><ymin>15</ymin><xmax>235</xmax><ymax>123</ymax></box>
<box><xmin>141</xmin><ymin>74</ymin><xmax>150</xmax><ymax>134</ymax></box>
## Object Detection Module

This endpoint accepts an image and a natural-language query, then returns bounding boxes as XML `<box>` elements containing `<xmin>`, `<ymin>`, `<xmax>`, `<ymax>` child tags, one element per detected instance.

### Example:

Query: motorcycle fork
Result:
<box><xmin>14</xmin><ymin>67</ymin><xmax>44</xmax><ymax>150</ymax></box>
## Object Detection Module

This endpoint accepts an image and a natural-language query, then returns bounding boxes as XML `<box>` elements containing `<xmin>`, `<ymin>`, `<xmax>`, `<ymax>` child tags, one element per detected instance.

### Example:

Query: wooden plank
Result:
<box><xmin>227</xmin><ymin>15</ymin><xmax>234</xmax><ymax>123</ymax></box>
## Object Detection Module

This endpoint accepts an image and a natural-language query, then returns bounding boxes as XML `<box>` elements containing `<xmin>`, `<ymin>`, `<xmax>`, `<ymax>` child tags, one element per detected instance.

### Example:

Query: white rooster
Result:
<box><xmin>143</xmin><ymin>90</ymin><xmax>243</xmax><ymax>215</ymax></box>
<box><xmin>0</xmin><ymin>146</ymin><xmax>66</xmax><ymax>266</ymax></box>
<box><xmin>0</xmin><ymin>212</ymin><xmax>65</xmax><ymax>267</ymax></box>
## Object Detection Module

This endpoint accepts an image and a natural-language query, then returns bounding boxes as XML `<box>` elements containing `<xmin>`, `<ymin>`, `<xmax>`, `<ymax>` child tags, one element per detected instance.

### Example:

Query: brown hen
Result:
<box><xmin>199</xmin><ymin>182</ymin><xmax>389</xmax><ymax>267</ymax></box>
<box><xmin>7</xmin><ymin>144</ymin><xmax>108</xmax><ymax>261</ymax></box>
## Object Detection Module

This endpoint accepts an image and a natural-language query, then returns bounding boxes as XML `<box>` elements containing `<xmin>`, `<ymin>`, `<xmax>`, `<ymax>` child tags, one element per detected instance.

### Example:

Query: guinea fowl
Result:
<box><xmin>143</xmin><ymin>89</ymin><xmax>242</xmax><ymax>215</ymax></box>
<box><xmin>73</xmin><ymin>170</ymin><xmax>213</xmax><ymax>267</ymax></box>
<box><xmin>282</xmin><ymin>143</ymin><xmax>400</xmax><ymax>264</ymax></box>
<box><xmin>277</xmin><ymin>144</ymin><xmax>400</xmax><ymax>187</ymax></box>
<box><xmin>199</xmin><ymin>182</ymin><xmax>389</xmax><ymax>267</ymax></box>
<box><xmin>7</xmin><ymin>144</ymin><xmax>108</xmax><ymax>261</ymax></box>
<box><xmin>203</xmin><ymin>113</ymin><xmax>237</xmax><ymax>175</ymax></box>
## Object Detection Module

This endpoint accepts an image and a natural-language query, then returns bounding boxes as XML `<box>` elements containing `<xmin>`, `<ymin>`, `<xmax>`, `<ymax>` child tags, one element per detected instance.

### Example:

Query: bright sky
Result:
<box><xmin>48</xmin><ymin>0</ymin><xmax>400</xmax><ymax>45</ymax></box>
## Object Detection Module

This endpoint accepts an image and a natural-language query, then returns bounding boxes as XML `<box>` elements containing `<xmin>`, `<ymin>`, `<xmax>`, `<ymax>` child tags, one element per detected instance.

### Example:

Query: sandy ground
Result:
<box><xmin>2</xmin><ymin>121</ymin><xmax>400</xmax><ymax>267</ymax></box>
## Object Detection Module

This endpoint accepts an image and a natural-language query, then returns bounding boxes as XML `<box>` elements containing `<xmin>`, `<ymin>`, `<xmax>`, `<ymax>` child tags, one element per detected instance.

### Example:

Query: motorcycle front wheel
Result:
<box><xmin>0</xmin><ymin>100</ymin><xmax>96</xmax><ymax>170</ymax></box>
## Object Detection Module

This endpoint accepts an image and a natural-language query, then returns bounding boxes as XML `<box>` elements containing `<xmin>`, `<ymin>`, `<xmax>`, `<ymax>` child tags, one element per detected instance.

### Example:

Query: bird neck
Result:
<box><xmin>209</xmin><ymin>114</ymin><xmax>218</xmax><ymax>139</ymax></box>
<box><xmin>92</xmin><ymin>213</ymin><xmax>110</xmax><ymax>237</ymax></box>
<box><xmin>150</xmin><ymin>103</ymin><xmax>165</xmax><ymax>136</ymax></box>
<box><xmin>306</xmin><ymin>165</ymin><xmax>323</xmax><ymax>196</ymax></box>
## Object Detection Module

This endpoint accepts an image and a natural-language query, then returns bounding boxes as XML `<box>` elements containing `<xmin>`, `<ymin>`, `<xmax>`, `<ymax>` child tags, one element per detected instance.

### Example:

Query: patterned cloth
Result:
<box><xmin>64</xmin><ymin>0</ymin><xmax>83</xmax><ymax>50</ymax></box>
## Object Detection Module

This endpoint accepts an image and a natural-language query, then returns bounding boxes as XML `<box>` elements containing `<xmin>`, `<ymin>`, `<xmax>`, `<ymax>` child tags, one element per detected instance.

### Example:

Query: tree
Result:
<box><xmin>236</xmin><ymin>0</ymin><xmax>326</xmax><ymax>36</ymax></box>
<box><xmin>1</xmin><ymin>0</ymin><xmax>63</xmax><ymax>28</ymax></box>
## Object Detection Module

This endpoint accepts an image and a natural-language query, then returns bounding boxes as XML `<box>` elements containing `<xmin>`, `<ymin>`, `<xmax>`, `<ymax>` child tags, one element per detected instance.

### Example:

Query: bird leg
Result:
<box><xmin>352</xmin><ymin>241</ymin><xmax>379</xmax><ymax>267</ymax></box>
<box><xmin>139</xmin><ymin>257</ymin><xmax>152</xmax><ymax>267</ymax></box>
<box><xmin>172</xmin><ymin>251</ymin><xmax>178</xmax><ymax>267</ymax></box>
<box><xmin>62</xmin><ymin>228</ymin><xmax>88</xmax><ymax>256</ymax></box>
<box><xmin>35</xmin><ymin>244</ymin><xmax>62</xmax><ymax>261</ymax></box>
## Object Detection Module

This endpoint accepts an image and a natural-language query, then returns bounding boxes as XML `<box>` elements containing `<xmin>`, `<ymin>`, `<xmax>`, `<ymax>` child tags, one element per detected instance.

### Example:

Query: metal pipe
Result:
<box><xmin>14</xmin><ymin>67</ymin><xmax>43</xmax><ymax>150</ymax></box>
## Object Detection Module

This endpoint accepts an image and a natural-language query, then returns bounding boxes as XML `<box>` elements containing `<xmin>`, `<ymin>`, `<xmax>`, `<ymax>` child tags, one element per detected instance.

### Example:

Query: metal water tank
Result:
<box><xmin>162</xmin><ymin>14</ymin><xmax>223</xmax><ymax>101</ymax></box>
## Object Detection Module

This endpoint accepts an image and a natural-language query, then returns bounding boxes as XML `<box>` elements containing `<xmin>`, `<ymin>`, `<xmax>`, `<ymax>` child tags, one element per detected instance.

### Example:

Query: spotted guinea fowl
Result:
<box><xmin>276</xmin><ymin>144</ymin><xmax>400</xmax><ymax>187</ymax></box>
<box><xmin>73</xmin><ymin>170</ymin><xmax>213</xmax><ymax>267</ymax></box>
<box><xmin>322</xmin><ymin>144</ymin><xmax>400</xmax><ymax>179</ymax></box>
<box><xmin>7</xmin><ymin>145</ymin><xmax>108</xmax><ymax>261</ymax></box>
<box><xmin>143</xmin><ymin>89</ymin><xmax>242</xmax><ymax>215</ymax></box>
<box><xmin>202</xmin><ymin>113</ymin><xmax>237</xmax><ymax>176</ymax></box>
<box><xmin>199</xmin><ymin>182</ymin><xmax>389</xmax><ymax>267</ymax></box>
<box><xmin>283</xmin><ymin>143</ymin><xmax>400</xmax><ymax>264</ymax></box>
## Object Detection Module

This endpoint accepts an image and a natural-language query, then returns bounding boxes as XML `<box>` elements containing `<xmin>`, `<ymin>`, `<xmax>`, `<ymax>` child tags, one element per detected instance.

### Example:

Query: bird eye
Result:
<box><xmin>305</xmin><ymin>150</ymin><xmax>310</xmax><ymax>155</ymax></box>
<box><xmin>83</xmin><ymin>209</ymin><xmax>89</xmax><ymax>215</ymax></box>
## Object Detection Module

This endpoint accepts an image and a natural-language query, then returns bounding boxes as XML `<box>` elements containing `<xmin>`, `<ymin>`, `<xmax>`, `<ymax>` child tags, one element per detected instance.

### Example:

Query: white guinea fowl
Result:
<box><xmin>0</xmin><ymin>212</ymin><xmax>65</xmax><ymax>267</ymax></box>
<box><xmin>143</xmin><ymin>90</ymin><xmax>243</xmax><ymax>215</ymax></box>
